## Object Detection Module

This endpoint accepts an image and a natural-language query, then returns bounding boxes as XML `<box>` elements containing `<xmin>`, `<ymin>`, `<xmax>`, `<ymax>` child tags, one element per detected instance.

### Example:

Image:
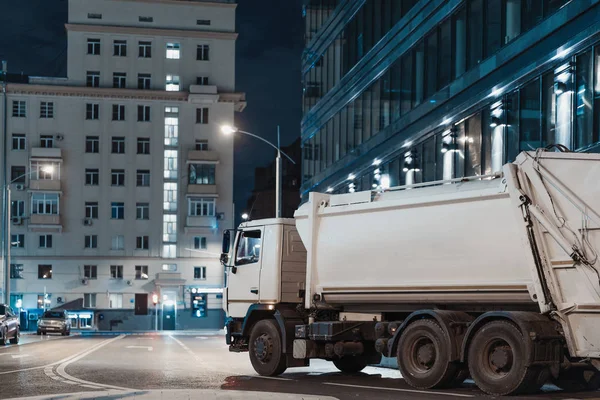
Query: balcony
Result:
<box><xmin>188</xmin><ymin>85</ymin><xmax>218</xmax><ymax>105</ymax></box>
<box><xmin>186</xmin><ymin>215</ymin><xmax>217</xmax><ymax>229</ymax></box>
<box><xmin>187</xmin><ymin>184</ymin><xmax>217</xmax><ymax>195</ymax></box>
<box><xmin>187</xmin><ymin>149</ymin><xmax>219</xmax><ymax>163</ymax></box>
<box><xmin>31</xmin><ymin>147</ymin><xmax>62</xmax><ymax>160</ymax></box>
<box><xmin>29</xmin><ymin>214</ymin><xmax>62</xmax><ymax>232</ymax></box>
<box><xmin>29</xmin><ymin>179</ymin><xmax>61</xmax><ymax>191</ymax></box>
<box><xmin>154</xmin><ymin>273</ymin><xmax>186</xmax><ymax>287</ymax></box>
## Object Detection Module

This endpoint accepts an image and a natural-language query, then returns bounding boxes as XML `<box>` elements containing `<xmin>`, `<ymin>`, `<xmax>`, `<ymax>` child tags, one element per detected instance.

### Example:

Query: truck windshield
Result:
<box><xmin>235</xmin><ymin>230</ymin><xmax>261</xmax><ymax>265</ymax></box>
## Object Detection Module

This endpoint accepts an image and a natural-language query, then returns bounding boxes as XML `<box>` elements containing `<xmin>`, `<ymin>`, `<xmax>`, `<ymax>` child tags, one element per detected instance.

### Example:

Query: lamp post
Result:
<box><xmin>2</xmin><ymin>165</ymin><xmax>54</xmax><ymax>304</ymax></box>
<box><xmin>221</xmin><ymin>125</ymin><xmax>295</xmax><ymax>219</ymax></box>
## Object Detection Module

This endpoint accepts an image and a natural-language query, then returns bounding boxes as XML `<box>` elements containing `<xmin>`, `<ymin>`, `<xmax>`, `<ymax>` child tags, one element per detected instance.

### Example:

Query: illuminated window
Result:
<box><xmin>166</xmin><ymin>43</ymin><xmax>180</xmax><ymax>59</ymax></box>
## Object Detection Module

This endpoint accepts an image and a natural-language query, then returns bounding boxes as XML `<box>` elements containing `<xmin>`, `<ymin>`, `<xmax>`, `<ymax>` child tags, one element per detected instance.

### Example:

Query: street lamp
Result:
<box><xmin>2</xmin><ymin>164</ymin><xmax>55</xmax><ymax>304</ymax></box>
<box><xmin>220</xmin><ymin>125</ymin><xmax>296</xmax><ymax>218</ymax></box>
<box><xmin>241</xmin><ymin>213</ymin><xmax>249</xmax><ymax>221</ymax></box>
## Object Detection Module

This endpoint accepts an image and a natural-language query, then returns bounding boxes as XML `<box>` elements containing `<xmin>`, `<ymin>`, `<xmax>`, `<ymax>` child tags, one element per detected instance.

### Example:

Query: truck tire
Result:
<box><xmin>249</xmin><ymin>319</ymin><xmax>287</xmax><ymax>376</ymax></box>
<box><xmin>467</xmin><ymin>320</ymin><xmax>543</xmax><ymax>395</ymax></box>
<box><xmin>333</xmin><ymin>356</ymin><xmax>368</xmax><ymax>373</ymax></box>
<box><xmin>397</xmin><ymin>319</ymin><xmax>459</xmax><ymax>389</ymax></box>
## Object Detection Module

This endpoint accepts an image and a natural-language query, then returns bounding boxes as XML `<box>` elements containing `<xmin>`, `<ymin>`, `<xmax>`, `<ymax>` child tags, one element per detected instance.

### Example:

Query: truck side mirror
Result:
<box><xmin>222</xmin><ymin>230</ymin><xmax>231</xmax><ymax>254</ymax></box>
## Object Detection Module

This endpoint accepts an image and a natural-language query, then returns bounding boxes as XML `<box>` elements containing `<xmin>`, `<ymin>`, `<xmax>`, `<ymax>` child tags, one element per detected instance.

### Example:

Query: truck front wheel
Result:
<box><xmin>333</xmin><ymin>356</ymin><xmax>368</xmax><ymax>373</ymax></box>
<box><xmin>249</xmin><ymin>320</ymin><xmax>287</xmax><ymax>376</ymax></box>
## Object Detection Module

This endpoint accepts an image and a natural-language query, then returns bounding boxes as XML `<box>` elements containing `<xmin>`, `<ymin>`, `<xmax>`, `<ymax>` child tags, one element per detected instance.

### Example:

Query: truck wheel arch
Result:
<box><xmin>241</xmin><ymin>305</ymin><xmax>304</xmax><ymax>355</ymax></box>
<box><xmin>389</xmin><ymin>310</ymin><xmax>473</xmax><ymax>362</ymax></box>
<box><xmin>459</xmin><ymin>311</ymin><xmax>562</xmax><ymax>365</ymax></box>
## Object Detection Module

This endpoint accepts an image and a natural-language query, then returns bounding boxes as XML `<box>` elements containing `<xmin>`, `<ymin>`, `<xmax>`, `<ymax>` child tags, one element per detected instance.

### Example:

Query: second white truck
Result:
<box><xmin>221</xmin><ymin>150</ymin><xmax>600</xmax><ymax>395</ymax></box>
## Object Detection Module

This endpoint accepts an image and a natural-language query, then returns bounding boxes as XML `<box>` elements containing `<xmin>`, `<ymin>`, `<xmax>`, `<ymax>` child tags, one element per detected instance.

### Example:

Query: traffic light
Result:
<box><xmin>152</xmin><ymin>293</ymin><xmax>158</xmax><ymax>305</ymax></box>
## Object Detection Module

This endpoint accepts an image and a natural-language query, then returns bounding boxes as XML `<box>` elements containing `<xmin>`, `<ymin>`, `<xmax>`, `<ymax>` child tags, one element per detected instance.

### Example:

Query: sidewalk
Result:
<box><xmin>7</xmin><ymin>389</ymin><xmax>338</xmax><ymax>400</ymax></box>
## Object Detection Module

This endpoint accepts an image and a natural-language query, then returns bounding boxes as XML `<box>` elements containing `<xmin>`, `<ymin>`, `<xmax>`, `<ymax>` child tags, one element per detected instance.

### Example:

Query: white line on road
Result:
<box><xmin>125</xmin><ymin>345</ymin><xmax>153</xmax><ymax>351</ymax></box>
<box><xmin>322</xmin><ymin>382</ymin><xmax>475</xmax><ymax>398</ymax></box>
<box><xmin>169</xmin><ymin>335</ymin><xmax>203</xmax><ymax>363</ymax></box>
<box><xmin>10</xmin><ymin>354</ymin><xmax>31</xmax><ymax>359</ymax></box>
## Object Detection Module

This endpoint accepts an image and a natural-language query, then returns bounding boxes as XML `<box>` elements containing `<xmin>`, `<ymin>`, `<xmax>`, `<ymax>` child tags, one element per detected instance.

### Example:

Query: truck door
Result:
<box><xmin>227</xmin><ymin>228</ymin><xmax>263</xmax><ymax>318</ymax></box>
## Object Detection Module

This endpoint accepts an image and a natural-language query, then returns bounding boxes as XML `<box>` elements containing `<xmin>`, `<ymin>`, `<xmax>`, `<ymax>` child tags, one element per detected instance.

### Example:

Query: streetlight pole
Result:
<box><xmin>1</xmin><ymin>60</ymin><xmax>7</xmax><ymax>304</ymax></box>
<box><xmin>220</xmin><ymin>125</ymin><xmax>295</xmax><ymax>219</ymax></box>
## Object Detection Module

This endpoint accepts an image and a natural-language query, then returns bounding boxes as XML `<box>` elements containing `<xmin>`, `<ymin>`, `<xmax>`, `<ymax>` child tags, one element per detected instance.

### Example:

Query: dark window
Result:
<box><xmin>194</xmin><ymin>236</ymin><xmax>207</xmax><ymax>249</ymax></box>
<box><xmin>521</xmin><ymin>78</ymin><xmax>543</xmax><ymax>151</ymax></box>
<box><xmin>12</xmin><ymin>134</ymin><xmax>25</xmax><ymax>150</ymax></box>
<box><xmin>196</xmin><ymin>44</ymin><xmax>210</xmax><ymax>61</ymax></box>
<box><xmin>11</xmin><ymin>166</ymin><xmax>25</xmax><ymax>183</ymax></box>
<box><xmin>113</xmin><ymin>72</ymin><xmax>126</xmax><ymax>88</ymax></box>
<box><xmin>10</xmin><ymin>264</ymin><xmax>24</xmax><ymax>279</ymax></box>
<box><xmin>196</xmin><ymin>76</ymin><xmax>209</xmax><ymax>85</ymax></box>
<box><xmin>189</xmin><ymin>164</ymin><xmax>215</xmax><ymax>185</ymax></box>
<box><xmin>138</xmin><ymin>41</ymin><xmax>152</xmax><ymax>58</ymax></box>
<box><xmin>196</xmin><ymin>19</ymin><xmax>211</xmax><ymax>26</ymax></box>
<box><xmin>39</xmin><ymin>235</ymin><xmax>52</xmax><ymax>249</ymax></box>
<box><xmin>85</xmin><ymin>169</ymin><xmax>99</xmax><ymax>185</ymax></box>
<box><xmin>112</xmin><ymin>104</ymin><xmax>125</xmax><ymax>121</ymax></box>
<box><xmin>113</xmin><ymin>40</ymin><xmax>127</xmax><ymax>56</ymax></box>
<box><xmin>575</xmin><ymin>50</ymin><xmax>594</xmax><ymax>149</ymax></box>
<box><xmin>112</xmin><ymin>137</ymin><xmax>125</xmax><ymax>153</ymax></box>
<box><xmin>85</xmin><ymin>202</ymin><xmax>99</xmax><ymax>219</ymax></box>
<box><xmin>136</xmin><ymin>203</ymin><xmax>149</xmax><ymax>220</ymax></box>
<box><xmin>138</xmin><ymin>73</ymin><xmax>151</xmax><ymax>89</ymax></box>
<box><xmin>438</xmin><ymin>19</ymin><xmax>452</xmax><ymax>90</ymax></box>
<box><xmin>196</xmin><ymin>108</ymin><xmax>209</xmax><ymax>124</ymax></box>
<box><xmin>467</xmin><ymin>0</ymin><xmax>483</xmax><ymax>69</ymax></box>
<box><xmin>195</xmin><ymin>140</ymin><xmax>208</xmax><ymax>151</ymax></box>
<box><xmin>86</xmin><ymin>136</ymin><xmax>99</xmax><ymax>153</ymax></box>
<box><xmin>40</xmin><ymin>102</ymin><xmax>54</xmax><ymax>118</ymax></box>
<box><xmin>11</xmin><ymin>200</ymin><xmax>25</xmax><ymax>217</ymax></box>
<box><xmin>136</xmin><ymin>237</ymin><xmax>149</xmax><ymax>250</ymax></box>
<box><xmin>135</xmin><ymin>265</ymin><xmax>149</xmax><ymax>279</ymax></box>
<box><xmin>84</xmin><ymin>236</ymin><xmax>98</xmax><ymax>249</ymax></box>
<box><xmin>84</xmin><ymin>265</ymin><xmax>97</xmax><ymax>278</ymax></box>
<box><xmin>12</xmin><ymin>101</ymin><xmax>26</xmax><ymax>117</ymax></box>
<box><xmin>87</xmin><ymin>13</ymin><xmax>102</xmax><ymax>19</ymax></box>
<box><xmin>86</xmin><ymin>103</ymin><xmax>99</xmax><ymax>120</ymax></box>
<box><xmin>452</xmin><ymin>7</ymin><xmax>467</xmax><ymax>79</ymax></box>
<box><xmin>137</xmin><ymin>105</ymin><xmax>150</xmax><ymax>121</ymax></box>
<box><xmin>485</xmin><ymin>0</ymin><xmax>503</xmax><ymax>57</ymax></box>
<box><xmin>111</xmin><ymin>202</ymin><xmax>124</xmax><ymax>219</ymax></box>
<box><xmin>424</xmin><ymin>32</ymin><xmax>437</xmax><ymax>99</ymax></box>
<box><xmin>137</xmin><ymin>138</ymin><xmax>150</xmax><ymax>154</ymax></box>
<box><xmin>111</xmin><ymin>170</ymin><xmax>125</xmax><ymax>186</ymax></box>
<box><xmin>87</xmin><ymin>38</ymin><xmax>100</xmax><ymax>55</ymax></box>
<box><xmin>139</xmin><ymin>16</ymin><xmax>153</xmax><ymax>22</ymax></box>
<box><xmin>136</xmin><ymin>170</ymin><xmax>150</xmax><ymax>187</ymax></box>
<box><xmin>40</xmin><ymin>135</ymin><xmax>54</xmax><ymax>148</ymax></box>
<box><xmin>38</xmin><ymin>264</ymin><xmax>52</xmax><ymax>279</ymax></box>
<box><xmin>194</xmin><ymin>266</ymin><xmax>206</xmax><ymax>280</ymax></box>
<box><xmin>110</xmin><ymin>265</ymin><xmax>123</xmax><ymax>279</ymax></box>
<box><xmin>11</xmin><ymin>234</ymin><xmax>24</xmax><ymax>248</ymax></box>
<box><xmin>86</xmin><ymin>71</ymin><xmax>100</xmax><ymax>87</ymax></box>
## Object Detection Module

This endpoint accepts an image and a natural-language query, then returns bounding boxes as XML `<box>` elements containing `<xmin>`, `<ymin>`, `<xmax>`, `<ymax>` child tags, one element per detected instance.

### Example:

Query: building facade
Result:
<box><xmin>301</xmin><ymin>0</ymin><xmax>600</xmax><ymax>198</ymax></box>
<box><xmin>0</xmin><ymin>0</ymin><xmax>244</xmax><ymax>330</ymax></box>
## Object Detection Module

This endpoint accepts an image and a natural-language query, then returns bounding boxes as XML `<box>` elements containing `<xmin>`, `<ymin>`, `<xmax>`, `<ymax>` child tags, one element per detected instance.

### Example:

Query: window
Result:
<box><xmin>137</xmin><ymin>138</ymin><xmax>150</xmax><ymax>154</ymax></box>
<box><xmin>135</xmin><ymin>265</ymin><xmax>149</xmax><ymax>279</ymax></box>
<box><xmin>194</xmin><ymin>266</ymin><xmax>207</xmax><ymax>280</ymax></box>
<box><xmin>111</xmin><ymin>168</ymin><xmax>125</xmax><ymax>185</ymax></box>
<box><xmin>139</xmin><ymin>16</ymin><xmax>153</xmax><ymax>22</ymax></box>
<box><xmin>40</xmin><ymin>135</ymin><xmax>54</xmax><ymax>148</ymax></box>
<box><xmin>138</xmin><ymin>74</ymin><xmax>151</xmax><ymax>89</ymax></box>
<box><xmin>87</xmin><ymin>13</ymin><xmax>102</xmax><ymax>19</ymax></box>
<box><xmin>111</xmin><ymin>236</ymin><xmax>124</xmax><ymax>250</ymax></box>
<box><xmin>86</xmin><ymin>71</ymin><xmax>100</xmax><ymax>87</ymax></box>
<box><xmin>196</xmin><ymin>108</ymin><xmax>209</xmax><ymax>124</ymax></box>
<box><xmin>12</xmin><ymin>133</ymin><xmax>25</xmax><ymax>150</ymax></box>
<box><xmin>196</xmin><ymin>44</ymin><xmax>209</xmax><ymax>61</ymax></box>
<box><xmin>84</xmin><ymin>235</ymin><xmax>97</xmax><ymax>249</ymax></box>
<box><xmin>188</xmin><ymin>197</ymin><xmax>215</xmax><ymax>216</ymax></box>
<box><xmin>162</xmin><ymin>264</ymin><xmax>177</xmax><ymax>271</ymax></box>
<box><xmin>112</xmin><ymin>104</ymin><xmax>125</xmax><ymax>121</ymax></box>
<box><xmin>38</xmin><ymin>265</ymin><xmax>52</xmax><ymax>279</ymax></box>
<box><xmin>196</xmin><ymin>76</ymin><xmax>208</xmax><ymax>85</ymax></box>
<box><xmin>137</xmin><ymin>105</ymin><xmax>150</xmax><ymax>122</ymax></box>
<box><xmin>10</xmin><ymin>264</ymin><xmax>24</xmax><ymax>279</ymax></box>
<box><xmin>110</xmin><ymin>265</ymin><xmax>123</xmax><ymax>279</ymax></box>
<box><xmin>136</xmin><ymin>170</ymin><xmax>150</xmax><ymax>187</ymax></box>
<box><xmin>139</xmin><ymin>41</ymin><xmax>152</xmax><ymax>58</ymax></box>
<box><xmin>39</xmin><ymin>235</ymin><xmax>53</xmax><ymax>248</ymax></box>
<box><xmin>235</xmin><ymin>230</ymin><xmax>262</xmax><ymax>265</ymax></box>
<box><xmin>197</xmin><ymin>19</ymin><xmax>211</xmax><ymax>26</ymax></box>
<box><xmin>109</xmin><ymin>293</ymin><xmax>123</xmax><ymax>308</ymax></box>
<box><xmin>189</xmin><ymin>164</ymin><xmax>215</xmax><ymax>185</ymax></box>
<box><xmin>84</xmin><ymin>293</ymin><xmax>96</xmax><ymax>308</ymax></box>
<box><xmin>87</xmin><ymin>38</ymin><xmax>100</xmax><ymax>55</ymax></box>
<box><xmin>195</xmin><ymin>140</ymin><xmax>208</xmax><ymax>151</ymax></box>
<box><xmin>113</xmin><ymin>73</ymin><xmax>126</xmax><ymax>88</ymax></box>
<box><xmin>166</xmin><ymin>42</ymin><xmax>180</xmax><ymax>59</ymax></box>
<box><xmin>163</xmin><ymin>214</ymin><xmax>177</xmax><ymax>243</ymax></box>
<box><xmin>31</xmin><ymin>193</ymin><xmax>59</xmax><ymax>215</ymax></box>
<box><xmin>111</xmin><ymin>202</ymin><xmax>124</xmax><ymax>219</ymax></box>
<box><xmin>165</xmin><ymin>75</ymin><xmax>180</xmax><ymax>91</ymax></box>
<box><xmin>84</xmin><ymin>265</ymin><xmax>97</xmax><ymax>279</ymax></box>
<box><xmin>86</xmin><ymin>136</ymin><xmax>99</xmax><ymax>153</ymax></box>
<box><xmin>86</xmin><ymin>103</ymin><xmax>99</xmax><ymax>120</ymax></box>
<box><xmin>164</xmin><ymin>106</ymin><xmax>179</xmax><ymax>146</ymax></box>
<box><xmin>85</xmin><ymin>202</ymin><xmax>99</xmax><ymax>219</ymax></box>
<box><xmin>11</xmin><ymin>166</ymin><xmax>25</xmax><ymax>183</ymax></box>
<box><xmin>11</xmin><ymin>200</ymin><xmax>25</xmax><ymax>217</ymax></box>
<box><xmin>113</xmin><ymin>40</ymin><xmax>127</xmax><ymax>56</ymax></box>
<box><xmin>136</xmin><ymin>203</ymin><xmax>149</xmax><ymax>220</ymax></box>
<box><xmin>136</xmin><ymin>236</ymin><xmax>149</xmax><ymax>250</ymax></box>
<box><xmin>12</xmin><ymin>101</ymin><xmax>26</xmax><ymax>117</ymax></box>
<box><xmin>40</xmin><ymin>102</ymin><xmax>54</xmax><ymax>118</ymax></box>
<box><xmin>31</xmin><ymin>160</ymin><xmax>58</xmax><ymax>180</ymax></box>
<box><xmin>112</xmin><ymin>137</ymin><xmax>125</xmax><ymax>153</ymax></box>
<box><xmin>194</xmin><ymin>236</ymin><xmax>207</xmax><ymax>249</ymax></box>
<box><xmin>11</xmin><ymin>234</ymin><xmax>24</xmax><ymax>248</ymax></box>
<box><xmin>85</xmin><ymin>169</ymin><xmax>99</xmax><ymax>185</ymax></box>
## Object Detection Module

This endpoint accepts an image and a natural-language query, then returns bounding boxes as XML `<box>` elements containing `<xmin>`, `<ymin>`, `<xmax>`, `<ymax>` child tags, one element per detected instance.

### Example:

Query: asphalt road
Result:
<box><xmin>1</xmin><ymin>334</ymin><xmax>600</xmax><ymax>400</ymax></box>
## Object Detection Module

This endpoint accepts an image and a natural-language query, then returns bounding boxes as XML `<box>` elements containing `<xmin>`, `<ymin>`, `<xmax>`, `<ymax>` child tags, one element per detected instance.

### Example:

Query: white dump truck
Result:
<box><xmin>221</xmin><ymin>150</ymin><xmax>600</xmax><ymax>395</ymax></box>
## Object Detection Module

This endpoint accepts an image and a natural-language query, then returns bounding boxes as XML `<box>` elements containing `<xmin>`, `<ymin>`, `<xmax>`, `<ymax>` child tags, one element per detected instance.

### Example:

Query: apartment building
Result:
<box><xmin>0</xmin><ymin>0</ymin><xmax>245</xmax><ymax>330</ymax></box>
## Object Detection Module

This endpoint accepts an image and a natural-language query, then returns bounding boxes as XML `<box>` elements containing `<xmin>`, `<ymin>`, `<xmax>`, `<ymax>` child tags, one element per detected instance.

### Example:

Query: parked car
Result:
<box><xmin>37</xmin><ymin>310</ymin><xmax>71</xmax><ymax>336</ymax></box>
<box><xmin>0</xmin><ymin>304</ymin><xmax>20</xmax><ymax>345</ymax></box>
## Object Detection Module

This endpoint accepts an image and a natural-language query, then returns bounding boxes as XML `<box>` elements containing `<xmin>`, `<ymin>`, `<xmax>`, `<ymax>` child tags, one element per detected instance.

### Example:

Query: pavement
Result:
<box><xmin>1</xmin><ymin>334</ymin><xmax>599</xmax><ymax>400</ymax></box>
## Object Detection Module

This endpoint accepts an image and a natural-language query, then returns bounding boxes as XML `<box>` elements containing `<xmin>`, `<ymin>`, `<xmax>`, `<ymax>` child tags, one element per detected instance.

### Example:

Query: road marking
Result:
<box><xmin>10</xmin><ymin>354</ymin><xmax>31</xmax><ymax>359</ymax></box>
<box><xmin>126</xmin><ymin>345</ymin><xmax>153</xmax><ymax>351</ymax></box>
<box><xmin>196</xmin><ymin>336</ymin><xmax>209</xmax><ymax>340</ymax></box>
<box><xmin>169</xmin><ymin>335</ymin><xmax>203</xmax><ymax>363</ymax></box>
<box><xmin>56</xmin><ymin>334</ymin><xmax>131</xmax><ymax>391</ymax></box>
<box><xmin>322</xmin><ymin>382</ymin><xmax>475</xmax><ymax>398</ymax></box>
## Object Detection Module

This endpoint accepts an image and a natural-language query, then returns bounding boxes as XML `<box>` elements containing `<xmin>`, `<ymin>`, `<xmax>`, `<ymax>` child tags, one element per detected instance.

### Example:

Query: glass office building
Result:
<box><xmin>301</xmin><ymin>0</ymin><xmax>600</xmax><ymax>198</ymax></box>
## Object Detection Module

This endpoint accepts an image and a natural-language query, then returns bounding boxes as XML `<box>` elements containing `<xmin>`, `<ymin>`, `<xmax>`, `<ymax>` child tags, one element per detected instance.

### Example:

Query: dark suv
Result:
<box><xmin>0</xmin><ymin>304</ymin><xmax>19</xmax><ymax>345</ymax></box>
<box><xmin>37</xmin><ymin>310</ymin><xmax>71</xmax><ymax>336</ymax></box>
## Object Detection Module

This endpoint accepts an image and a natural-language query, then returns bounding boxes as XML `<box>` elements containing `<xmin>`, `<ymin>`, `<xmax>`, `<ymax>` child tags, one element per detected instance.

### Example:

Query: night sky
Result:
<box><xmin>0</xmin><ymin>0</ymin><xmax>305</xmax><ymax>220</ymax></box>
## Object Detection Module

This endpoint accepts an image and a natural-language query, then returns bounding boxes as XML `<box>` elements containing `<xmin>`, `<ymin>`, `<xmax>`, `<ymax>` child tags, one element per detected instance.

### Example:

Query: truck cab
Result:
<box><xmin>221</xmin><ymin>218</ymin><xmax>307</xmax><ymax>355</ymax></box>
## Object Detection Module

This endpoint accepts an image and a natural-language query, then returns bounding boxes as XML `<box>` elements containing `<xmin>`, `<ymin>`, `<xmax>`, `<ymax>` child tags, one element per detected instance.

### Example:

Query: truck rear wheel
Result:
<box><xmin>467</xmin><ymin>320</ymin><xmax>543</xmax><ymax>395</ymax></box>
<box><xmin>397</xmin><ymin>319</ymin><xmax>459</xmax><ymax>389</ymax></box>
<box><xmin>333</xmin><ymin>356</ymin><xmax>368</xmax><ymax>373</ymax></box>
<box><xmin>249</xmin><ymin>320</ymin><xmax>287</xmax><ymax>376</ymax></box>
